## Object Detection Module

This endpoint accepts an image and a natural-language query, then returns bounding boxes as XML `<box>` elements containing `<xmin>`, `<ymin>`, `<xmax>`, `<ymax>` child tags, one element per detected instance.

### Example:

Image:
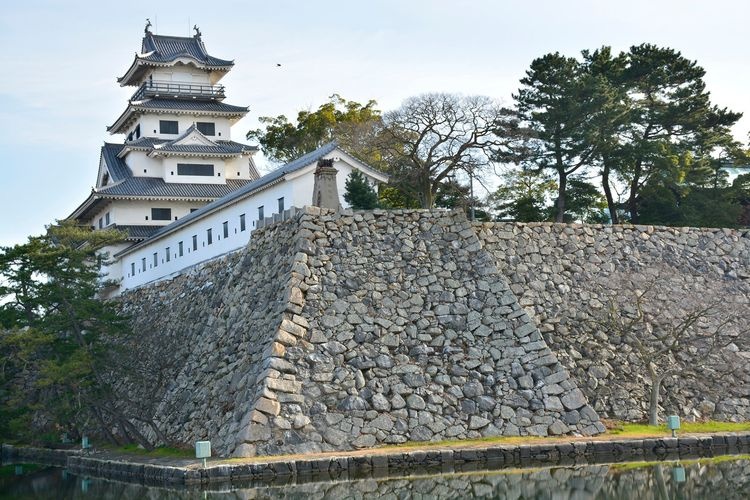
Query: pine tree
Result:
<box><xmin>344</xmin><ymin>170</ymin><xmax>380</xmax><ymax>209</ymax></box>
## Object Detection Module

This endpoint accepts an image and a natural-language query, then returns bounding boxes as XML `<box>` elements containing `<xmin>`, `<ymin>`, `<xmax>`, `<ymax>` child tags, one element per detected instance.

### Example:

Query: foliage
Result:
<box><xmin>507</xmin><ymin>44</ymin><xmax>745</xmax><ymax>227</ymax></box>
<box><xmin>0</xmin><ymin>221</ymin><xmax>132</xmax><ymax>444</ymax></box>
<box><xmin>487</xmin><ymin>167</ymin><xmax>557</xmax><ymax>221</ymax></box>
<box><xmin>344</xmin><ymin>170</ymin><xmax>380</xmax><ymax>209</ymax></box>
<box><xmin>246</xmin><ymin>94</ymin><xmax>383</xmax><ymax>164</ymax></box>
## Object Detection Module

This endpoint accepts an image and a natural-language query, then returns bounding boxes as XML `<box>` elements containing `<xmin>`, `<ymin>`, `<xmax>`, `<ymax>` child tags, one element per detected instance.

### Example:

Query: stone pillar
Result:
<box><xmin>311</xmin><ymin>159</ymin><xmax>341</xmax><ymax>210</ymax></box>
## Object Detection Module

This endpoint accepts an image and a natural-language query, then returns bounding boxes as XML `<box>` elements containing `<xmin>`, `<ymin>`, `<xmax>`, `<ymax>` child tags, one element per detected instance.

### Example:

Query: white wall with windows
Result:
<box><xmin>124</xmin><ymin>114</ymin><xmax>235</xmax><ymax>142</ymax></box>
<box><xmin>115</xmin><ymin>151</ymin><xmax>386</xmax><ymax>291</ymax></box>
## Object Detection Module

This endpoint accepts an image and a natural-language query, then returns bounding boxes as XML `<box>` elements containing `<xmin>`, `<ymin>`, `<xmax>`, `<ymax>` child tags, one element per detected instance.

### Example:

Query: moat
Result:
<box><xmin>3</xmin><ymin>455</ymin><xmax>750</xmax><ymax>499</ymax></box>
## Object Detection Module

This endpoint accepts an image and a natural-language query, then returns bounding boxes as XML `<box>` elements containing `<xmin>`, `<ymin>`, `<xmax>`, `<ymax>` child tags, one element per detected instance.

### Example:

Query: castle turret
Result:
<box><xmin>69</xmin><ymin>23</ymin><xmax>259</xmax><ymax>249</ymax></box>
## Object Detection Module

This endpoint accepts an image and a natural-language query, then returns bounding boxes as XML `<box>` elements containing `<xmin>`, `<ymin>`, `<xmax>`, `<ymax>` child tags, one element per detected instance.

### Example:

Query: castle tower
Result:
<box><xmin>69</xmin><ymin>22</ymin><xmax>259</xmax><ymax>250</ymax></box>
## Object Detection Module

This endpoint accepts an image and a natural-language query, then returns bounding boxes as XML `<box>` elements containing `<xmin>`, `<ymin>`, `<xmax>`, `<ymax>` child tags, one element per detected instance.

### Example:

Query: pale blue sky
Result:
<box><xmin>1</xmin><ymin>0</ymin><xmax>748</xmax><ymax>245</ymax></box>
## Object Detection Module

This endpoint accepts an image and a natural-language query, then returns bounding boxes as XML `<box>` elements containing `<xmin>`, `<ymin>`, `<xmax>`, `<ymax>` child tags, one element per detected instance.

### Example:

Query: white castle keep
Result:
<box><xmin>69</xmin><ymin>23</ymin><xmax>387</xmax><ymax>293</ymax></box>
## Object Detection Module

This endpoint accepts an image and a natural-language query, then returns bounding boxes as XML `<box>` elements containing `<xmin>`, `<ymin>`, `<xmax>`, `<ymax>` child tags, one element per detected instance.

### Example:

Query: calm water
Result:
<box><xmin>2</xmin><ymin>457</ymin><xmax>750</xmax><ymax>499</ymax></box>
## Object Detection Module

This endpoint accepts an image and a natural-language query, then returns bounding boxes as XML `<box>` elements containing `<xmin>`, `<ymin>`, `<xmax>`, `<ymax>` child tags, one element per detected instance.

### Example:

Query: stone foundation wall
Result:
<box><xmin>474</xmin><ymin>222</ymin><xmax>750</xmax><ymax>422</ymax></box>
<box><xmin>116</xmin><ymin>209</ymin><xmax>602</xmax><ymax>457</ymax></box>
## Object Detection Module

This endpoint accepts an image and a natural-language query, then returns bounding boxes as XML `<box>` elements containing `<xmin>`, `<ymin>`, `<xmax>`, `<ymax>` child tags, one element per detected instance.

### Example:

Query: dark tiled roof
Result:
<box><xmin>108</xmin><ymin>99</ymin><xmax>248</xmax><ymax>133</ymax></box>
<box><xmin>141</xmin><ymin>34</ymin><xmax>233</xmax><ymax>67</ymax></box>
<box><xmin>124</xmin><ymin>137</ymin><xmax>165</xmax><ymax>149</ymax></box>
<box><xmin>133</xmin><ymin>99</ymin><xmax>248</xmax><ymax>114</ymax></box>
<box><xmin>139</xmin><ymin>142</ymin><xmax>339</xmax><ymax>242</ymax></box>
<box><xmin>101</xmin><ymin>144</ymin><xmax>132</xmax><ymax>182</ymax></box>
<box><xmin>155</xmin><ymin>143</ymin><xmax>254</xmax><ymax>155</ymax></box>
<box><xmin>112</xmin><ymin>225</ymin><xmax>162</xmax><ymax>241</ymax></box>
<box><xmin>97</xmin><ymin>177</ymin><xmax>250</xmax><ymax>199</ymax></box>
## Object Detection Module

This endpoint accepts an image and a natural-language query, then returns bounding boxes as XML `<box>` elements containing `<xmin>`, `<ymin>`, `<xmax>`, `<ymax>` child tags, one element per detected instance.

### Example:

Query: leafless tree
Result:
<box><xmin>593</xmin><ymin>272</ymin><xmax>746</xmax><ymax>425</ymax></box>
<box><xmin>380</xmin><ymin>93</ymin><xmax>518</xmax><ymax>208</ymax></box>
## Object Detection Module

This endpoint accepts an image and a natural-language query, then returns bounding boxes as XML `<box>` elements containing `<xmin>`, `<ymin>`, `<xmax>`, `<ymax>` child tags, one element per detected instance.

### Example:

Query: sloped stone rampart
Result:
<box><xmin>474</xmin><ymin>222</ymin><xmax>750</xmax><ymax>422</ymax></box>
<box><xmin>116</xmin><ymin>209</ymin><xmax>604</xmax><ymax>457</ymax></box>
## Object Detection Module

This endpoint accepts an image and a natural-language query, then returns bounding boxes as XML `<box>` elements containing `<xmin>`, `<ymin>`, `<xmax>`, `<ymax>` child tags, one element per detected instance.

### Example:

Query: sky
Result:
<box><xmin>1</xmin><ymin>0</ymin><xmax>748</xmax><ymax>246</ymax></box>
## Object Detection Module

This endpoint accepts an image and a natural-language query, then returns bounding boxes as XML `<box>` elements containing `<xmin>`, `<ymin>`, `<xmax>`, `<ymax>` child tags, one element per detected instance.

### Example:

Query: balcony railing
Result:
<box><xmin>131</xmin><ymin>80</ymin><xmax>226</xmax><ymax>101</ymax></box>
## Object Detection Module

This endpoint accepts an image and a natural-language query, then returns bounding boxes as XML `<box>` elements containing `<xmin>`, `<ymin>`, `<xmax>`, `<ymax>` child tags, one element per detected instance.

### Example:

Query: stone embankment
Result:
<box><xmin>114</xmin><ymin>209</ymin><xmax>750</xmax><ymax>458</ymax></box>
<box><xmin>475</xmin><ymin>222</ymin><xmax>750</xmax><ymax>422</ymax></box>
<box><xmin>4</xmin><ymin>435</ymin><xmax>750</xmax><ymax>488</ymax></box>
<box><xmin>117</xmin><ymin>209</ymin><xmax>602</xmax><ymax>457</ymax></box>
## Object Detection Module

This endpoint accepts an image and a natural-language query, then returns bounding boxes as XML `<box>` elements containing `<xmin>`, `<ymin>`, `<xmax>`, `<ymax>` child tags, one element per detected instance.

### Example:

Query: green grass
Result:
<box><xmin>105</xmin><ymin>443</ymin><xmax>194</xmax><ymax>458</ymax></box>
<box><xmin>606</xmin><ymin>420</ymin><xmax>750</xmax><ymax>436</ymax></box>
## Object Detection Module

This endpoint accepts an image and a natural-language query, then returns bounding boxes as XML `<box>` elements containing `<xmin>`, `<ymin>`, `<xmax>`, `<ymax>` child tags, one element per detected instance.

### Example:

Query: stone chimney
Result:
<box><xmin>311</xmin><ymin>158</ymin><xmax>341</xmax><ymax>210</ymax></box>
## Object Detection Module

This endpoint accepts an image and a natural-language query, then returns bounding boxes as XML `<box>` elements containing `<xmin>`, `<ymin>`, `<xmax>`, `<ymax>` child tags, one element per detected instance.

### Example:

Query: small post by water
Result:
<box><xmin>667</xmin><ymin>415</ymin><xmax>680</xmax><ymax>438</ymax></box>
<box><xmin>195</xmin><ymin>440</ymin><xmax>211</xmax><ymax>468</ymax></box>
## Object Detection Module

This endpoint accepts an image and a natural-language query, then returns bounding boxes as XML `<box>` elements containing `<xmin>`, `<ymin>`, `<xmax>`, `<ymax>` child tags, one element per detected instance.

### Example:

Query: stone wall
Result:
<box><xmin>116</xmin><ymin>209</ymin><xmax>603</xmax><ymax>457</ymax></box>
<box><xmin>474</xmin><ymin>222</ymin><xmax>750</xmax><ymax>422</ymax></box>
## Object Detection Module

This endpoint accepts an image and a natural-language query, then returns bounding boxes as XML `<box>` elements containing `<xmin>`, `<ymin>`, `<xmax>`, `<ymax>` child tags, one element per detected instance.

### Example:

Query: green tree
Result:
<box><xmin>487</xmin><ymin>167</ymin><xmax>557</xmax><ymax>221</ymax></box>
<box><xmin>344</xmin><ymin>170</ymin><xmax>380</xmax><ymax>209</ymax></box>
<box><xmin>513</xmin><ymin>53</ymin><xmax>609</xmax><ymax>222</ymax></box>
<box><xmin>615</xmin><ymin>44</ymin><xmax>742</xmax><ymax>223</ymax></box>
<box><xmin>246</xmin><ymin>94</ymin><xmax>383</xmax><ymax>164</ymax></box>
<box><xmin>0</xmin><ymin>222</ymin><xmax>143</xmax><ymax>446</ymax></box>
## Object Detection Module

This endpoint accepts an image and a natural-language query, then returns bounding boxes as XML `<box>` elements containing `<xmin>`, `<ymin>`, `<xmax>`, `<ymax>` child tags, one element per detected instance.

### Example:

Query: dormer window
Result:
<box><xmin>159</xmin><ymin>120</ymin><xmax>179</xmax><ymax>134</ymax></box>
<box><xmin>102</xmin><ymin>172</ymin><xmax>110</xmax><ymax>186</ymax></box>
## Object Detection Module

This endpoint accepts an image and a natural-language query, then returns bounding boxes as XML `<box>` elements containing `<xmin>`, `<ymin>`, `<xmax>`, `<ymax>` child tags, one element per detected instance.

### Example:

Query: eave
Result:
<box><xmin>117</xmin><ymin>56</ymin><xmax>232</xmax><ymax>87</ymax></box>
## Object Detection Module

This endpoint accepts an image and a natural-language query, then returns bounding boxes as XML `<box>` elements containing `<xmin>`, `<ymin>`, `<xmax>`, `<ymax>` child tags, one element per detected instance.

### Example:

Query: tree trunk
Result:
<box><xmin>555</xmin><ymin>170</ymin><xmax>567</xmax><ymax>223</ymax></box>
<box><xmin>648</xmin><ymin>369</ymin><xmax>665</xmax><ymax>426</ymax></box>
<box><xmin>601</xmin><ymin>161</ymin><xmax>619</xmax><ymax>224</ymax></box>
<box><xmin>628</xmin><ymin>160</ymin><xmax>643</xmax><ymax>224</ymax></box>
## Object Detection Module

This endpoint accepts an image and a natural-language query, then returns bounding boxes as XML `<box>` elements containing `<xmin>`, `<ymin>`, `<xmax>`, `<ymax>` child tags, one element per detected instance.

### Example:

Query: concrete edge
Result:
<box><xmin>3</xmin><ymin>433</ymin><xmax>750</xmax><ymax>487</ymax></box>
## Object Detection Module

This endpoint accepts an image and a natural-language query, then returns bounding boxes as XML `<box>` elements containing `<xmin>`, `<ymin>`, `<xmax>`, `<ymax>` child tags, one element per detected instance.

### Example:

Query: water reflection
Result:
<box><xmin>2</xmin><ymin>457</ymin><xmax>750</xmax><ymax>499</ymax></box>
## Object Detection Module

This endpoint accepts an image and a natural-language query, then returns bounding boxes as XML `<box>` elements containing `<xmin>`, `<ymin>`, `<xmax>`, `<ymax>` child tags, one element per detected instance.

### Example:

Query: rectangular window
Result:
<box><xmin>223</xmin><ymin>221</ymin><xmax>229</xmax><ymax>238</ymax></box>
<box><xmin>131</xmin><ymin>262</ymin><xmax>135</xmax><ymax>276</ymax></box>
<box><xmin>258</xmin><ymin>206</ymin><xmax>264</xmax><ymax>220</ymax></box>
<box><xmin>159</xmin><ymin>120</ymin><xmax>178</xmax><ymax>134</ymax></box>
<box><xmin>178</xmin><ymin>241</ymin><xmax>184</xmax><ymax>257</ymax></box>
<box><xmin>165</xmin><ymin>247</ymin><xmax>170</xmax><ymax>262</ymax></box>
<box><xmin>177</xmin><ymin>163</ymin><xmax>214</xmax><ymax>176</ymax></box>
<box><xmin>135</xmin><ymin>124</ymin><xmax>141</xmax><ymax>139</ymax></box>
<box><xmin>239</xmin><ymin>213</ymin><xmax>246</xmax><ymax>231</ymax></box>
<box><xmin>105</xmin><ymin>212</ymin><xmax>110</xmax><ymax>225</ymax></box>
<box><xmin>141</xmin><ymin>258</ymin><xmax>146</xmax><ymax>272</ymax></box>
<box><xmin>278</xmin><ymin>197</ymin><xmax>285</xmax><ymax>213</ymax></box>
<box><xmin>207</xmin><ymin>228</ymin><xmax>213</xmax><ymax>245</ymax></box>
<box><xmin>196</xmin><ymin>122</ymin><xmax>215</xmax><ymax>136</ymax></box>
<box><xmin>98</xmin><ymin>217</ymin><xmax>103</xmax><ymax>229</ymax></box>
<box><xmin>192</xmin><ymin>235</ymin><xmax>198</xmax><ymax>251</ymax></box>
<box><xmin>151</xmin><ymin>208</ymin><xmax>172</xmax><ymax>220</ymax></box>
<box><xmin>153</xmin><ymin>253</ymin><xmax>158</xmax><ymax>267</ymax></box>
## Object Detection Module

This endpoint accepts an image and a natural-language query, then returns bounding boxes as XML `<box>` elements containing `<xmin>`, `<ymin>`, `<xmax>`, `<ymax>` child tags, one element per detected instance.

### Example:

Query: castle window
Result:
<box><xmin>98</xmin><ymin>217</ymin><xmax>103</xmax><ymax>229</ymax></box>
<box><xmin>178</xmin><ymin>241</ymin><xmax>184</xmax><ymax>257</ymax></box>
<box><xmin>177</xmin><ymin>163</ymin><xmax>214</xmax><ymax>176</ymax></box>
<box><xmin>239</xmin><ymin>214</ymin><xmax>246</xmax><ymax>232</ymax></box>
<box><xmin>141</xmin><ymin>258</ymin><xmax>146</xmax><ymax>272</ymax></box>
<box><xmin>105</xmin><ymin>212</ymin><xmax>110</xmax><ymax>226</ymax></box>
<box><xmin>135</xmin><ymin>124</ymin><xmax>141</xmax><ymax>139</ymax></box>
<box><xmin>207</xmin><ymin>228</ymin><xmax>213</xmax><ymax>245</ymax></box>
<box><xmin>151</xmin><ymin>208</ymin><xmax>172</xmax><ymax>220</ymax></box>
<box><xmin>258</xmin><ymin>206</ymin><xmax>264</xmax><ymax>221</ymax></box>
<box><xmin>165</xmin><ymin>247</ymin><xmax>170</xmax><ymax>262</ymax></box>
<box><xmin>153</xmin><ymin>253</ymin><xmax>158</xmax><ymax>267</ymax></box>
<box><xmin>131</xmin><ymin>262</ymin><xmax>135</xmax><ymax>276</ymax></box>
<box><xmin>278</xmin><ymin>197</ymin><xmax>285</xmax><ymax>213</ymax></box>
<box><xmin>196</xmin><ymin>122</ymin><xmax>215</xmax><ymax>136</ymax></box>
<box><xmin>192</xmin><ymin>235</ymin><xmax>198</xmax><ymax>251</ymax></box>
<box><xmin>159</xmin><ymin>120</ymin><xmax>178</xmax><ymax>134</ymax></box>
<box><xmin>223</xmin><ymin>221</ymin><xmax>229</xmax><ymax>238</ymax></box>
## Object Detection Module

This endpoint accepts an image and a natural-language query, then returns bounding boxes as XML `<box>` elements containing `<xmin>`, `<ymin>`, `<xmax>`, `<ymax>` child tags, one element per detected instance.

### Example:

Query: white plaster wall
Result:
<box><xmin>125</xmin><ymin>114</ymin><xmax>235</xmax><ymax>141</ymax></box>
<box><xmin>120</xmin><ymin>182</ymin><xmax>295</xmax><ymax>289</ymax></box>
<box><xmin>102</xmin><ymin>200</ymin><xmax>206</xmax><ymax>227</ymax></box>
<box><xmin>116</xmin><ymin>151</ymin><xmax>386</xmax><ymax>291</ymax></box>
<box><xmin>123</xmin><ymin>151</ymin><xmax>163</xmax><ymax>178</ymax></box>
